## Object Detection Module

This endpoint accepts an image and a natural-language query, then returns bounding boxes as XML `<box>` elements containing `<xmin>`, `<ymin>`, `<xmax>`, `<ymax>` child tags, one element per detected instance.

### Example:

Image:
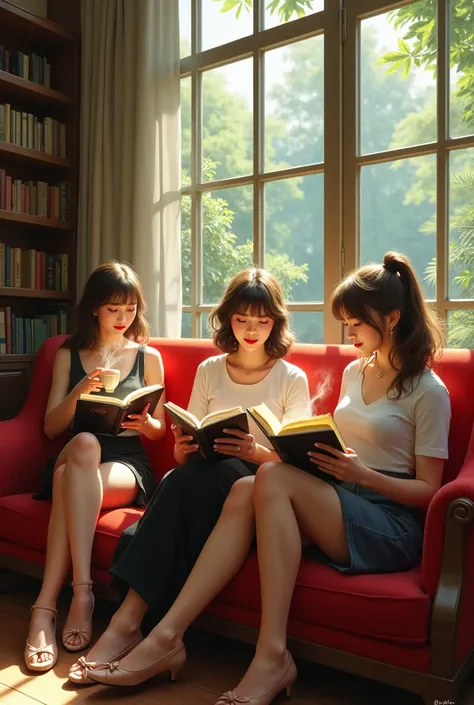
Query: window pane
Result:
<box><xmin>201</xmin><ymin>313</ymin><xmax>211</xmax><ymax>339</ymax></box>
<box><xmin>360</xmin><ymin>5</ymin><xmax>437</xmax><ymax>155</ymax></box>
<box><xmin>202</xmin><ymin>60</ymin><xmax>253</xmax><ymax>182</ymax></box>
<box><xmin>448</xmin><ymin>147</ymin><xmax>474</xmax><ymax>300</ymax></box>
<box><xmin>450</xmin><ymin>0</ymin><xmax>474</xmax><ymax>138</ymax></box>
<box><xmin>264</xmin><ymin>0</ymin><xmax>323</xmax><ymax>29</ymax></box>
<box><xmin>202</xmin><ymin>185</ymin><xmax>253</xmax><ymax>304</ymax></box>
<box><xmin>181</xmin><ymin>77</ymin><xmax>191</xmax><ymax>186</ymax></box>
<box><xmin>201</xmin><ymin>0</ymin><xmax>253</xmax><ymax>52</ymax></box>
<box><xmin>360</xmin><ymin>155</ymin><xmax>436</xmax><ymax>298</ymax></box>
<box><xmin>179</xmin><ymin>0</ymin><xmax>191</xmax><ymax>58</ymax></box>
<box><xmin>181</xmin><ymin>195</ymin><xmax>192</xmax><ymax>305</ymax></box>
<box><xmin>448</xmin><ymin>310</ymin><xmax>474</xmax><ymax>349</ymax></box>
<box><xmin>291</xmin><ymin>311</ymin><xmax>323</xmax><ymax>344</ymax></box>
<box><xmin>264</xmin><ymin>174</ymin><xmax>324</xmax><ymax>303</ymax></box>
<box><xmin>264</xmin><ymin>35</ymin><xmax>323</xmax><ymax>172</ymax></box>
<box><xmin>181</xmin><ymin>312</ymin><xmax>192</xmax><ymax>338</ymax></box>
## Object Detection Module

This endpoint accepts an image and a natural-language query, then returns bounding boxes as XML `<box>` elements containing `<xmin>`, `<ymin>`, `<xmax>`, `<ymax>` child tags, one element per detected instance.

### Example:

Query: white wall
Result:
<box><xmin>10</xmin><ymin>0</ymin><xmax>47</xmax><ymax>18</ymax></box>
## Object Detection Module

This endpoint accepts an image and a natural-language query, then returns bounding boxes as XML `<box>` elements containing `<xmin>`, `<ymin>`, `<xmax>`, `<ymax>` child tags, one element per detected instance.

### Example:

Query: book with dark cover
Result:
<box><xmin>163</xmin><ymin>401</ymin><xmax>249</xmax><ymax>462</ymax></box>
<box><xmin>72</xmin><ymin>384</ymin><xmax>164</xmax><ymax>436</ymax></box>
<box><xmin>247</xmin><ymin>403</ymin><xmax>346</xmax><ymax>483</ymax></box>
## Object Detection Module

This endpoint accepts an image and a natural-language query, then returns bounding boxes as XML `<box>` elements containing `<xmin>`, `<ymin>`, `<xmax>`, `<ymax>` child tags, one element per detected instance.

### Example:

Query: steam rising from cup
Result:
<box><xmin>99</xmin><ymin>343</ymin><xmax>123</xmax><ymax>394</ymax></box>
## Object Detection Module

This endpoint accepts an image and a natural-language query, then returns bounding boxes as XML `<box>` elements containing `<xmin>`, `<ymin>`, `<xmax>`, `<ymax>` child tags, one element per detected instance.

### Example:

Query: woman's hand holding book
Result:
<box><xmin>213</xmin><ymin>428</ymin><xmax>257</xmax><ymax>461</ymax></box>
<box><xmin>172</xmin><ymin>424</ymin><xmax>200</xmax><ymax>456</ymax></box>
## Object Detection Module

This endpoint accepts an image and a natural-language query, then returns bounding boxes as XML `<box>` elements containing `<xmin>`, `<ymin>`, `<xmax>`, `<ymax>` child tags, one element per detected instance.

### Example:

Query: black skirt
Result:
<box><xmin>110</xmin><ymin>455</ymin><xmax>256</xmax><ymax>632</ymax></box>
<box><xmin>33</xmin><ymin>434</ymin><xmax>157</xmax><ymax>508</ymax></box>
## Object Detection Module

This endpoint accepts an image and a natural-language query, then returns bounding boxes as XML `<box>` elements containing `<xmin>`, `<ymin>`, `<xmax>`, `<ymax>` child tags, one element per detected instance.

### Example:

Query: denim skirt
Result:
<box><xmin>306</xmin><ymin>471</ymin><xmax>425</xmax><ymax>574</ymax></box>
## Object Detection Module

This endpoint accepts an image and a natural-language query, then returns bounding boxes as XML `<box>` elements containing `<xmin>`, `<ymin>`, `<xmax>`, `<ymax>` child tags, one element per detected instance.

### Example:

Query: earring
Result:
<box><xmin>390</xmin><ymin>328</ymin><xmax>393</xmax><ymax>336</ymax></box>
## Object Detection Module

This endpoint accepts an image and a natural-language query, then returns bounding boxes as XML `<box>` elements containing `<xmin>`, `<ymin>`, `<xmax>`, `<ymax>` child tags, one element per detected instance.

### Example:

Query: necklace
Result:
<box><xmin>231</xmin><ymin>355</ymin><xmax>272</xmax><ymax>376</ymax></box>
<box><xmin>374</xmin><ymin>354</ymin><xmax>393</xmax><ymax>379</ymax></box>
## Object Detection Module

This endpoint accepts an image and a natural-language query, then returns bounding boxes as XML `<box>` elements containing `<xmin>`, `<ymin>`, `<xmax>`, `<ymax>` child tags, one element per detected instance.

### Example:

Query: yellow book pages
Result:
<box><xmin>279</xmin><ymin>414</ymin><xmax>334</xmax><ymax>434</ymax></box>
<box><xmin>79</xmin><ymin>384</ymin><xmax>162</xmax><ymax>409</ymax></box>
<box><xmin>164</xmin><ymin>401</ymin><xmax>200</xmax><ymax>428</ymax></box>
<box><xmin>247</xmin><ymin>403</ymin><xmax>282</xmax><ymax>436</ymax></box>
<box><xmin>201</xmin><ymin>407</ymin><xmax>245</xmax><ymax>428</ymax></box>
<box><xmin>79</xmin><ymin>393</ymin><xmax>127</xmax><ymax>407</ymax></box>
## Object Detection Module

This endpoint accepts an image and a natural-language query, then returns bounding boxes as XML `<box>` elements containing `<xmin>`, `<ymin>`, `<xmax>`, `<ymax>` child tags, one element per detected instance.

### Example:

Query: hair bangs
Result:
<box><xmin>331</xmin><ymin>277</ymin><xmax>372</xmax><ymax>324</ymax></box>
<box><xmin>231</xmin><ymin>282</ymin><xmax>279</xmax><ymax>320</ymax></box>
<box><xmin>101</xmin><ymin>278</ymin><xmax>138</xmax><ymax>307</ymax></box>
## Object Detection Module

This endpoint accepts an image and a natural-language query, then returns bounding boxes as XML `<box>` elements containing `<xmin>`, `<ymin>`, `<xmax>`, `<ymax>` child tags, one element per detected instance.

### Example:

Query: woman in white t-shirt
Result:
<box><xmin>69</xmin><ymin>267</ymin><xmax>310</xmax><ymax>685</ymax></box>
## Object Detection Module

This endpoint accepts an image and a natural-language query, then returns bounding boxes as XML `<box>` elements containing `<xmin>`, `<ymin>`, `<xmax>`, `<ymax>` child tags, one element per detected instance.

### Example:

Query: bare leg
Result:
<box><xmin>63</xmin><ymin>437</ymin><xmax>138</xmax><ymax>648</ymax></box>
<box><xmin>27</xmin><ymin>433</ymin><xmax>138</xmax><ymax>662</ymax></box>
<box><xmin>83</xmin><ymin>476</ymin><xmax>256</xmax><ymax>674</ymax></box>
<box><xmin>229</xmin><ymin>462</ymin><xmax>349</xmax><ymax>698</ymax></box>
<box><xmin>26</xmin><ymin>464</ymin><xmax>69</xmax><ymax>664</ymax></box>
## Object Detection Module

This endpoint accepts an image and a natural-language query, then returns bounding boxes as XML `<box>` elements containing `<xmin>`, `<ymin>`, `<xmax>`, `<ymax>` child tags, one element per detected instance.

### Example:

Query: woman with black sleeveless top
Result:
<box><xmin>24</xmin><ymin>261</ymin><xmax>166</xmax><ymax>674</ymax></box>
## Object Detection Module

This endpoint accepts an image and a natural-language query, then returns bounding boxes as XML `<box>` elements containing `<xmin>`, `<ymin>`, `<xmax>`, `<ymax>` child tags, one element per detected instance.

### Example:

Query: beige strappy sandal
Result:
<box><xmin>62</xmin><ymin>581</ymin><xmax>95</xmax><ymax>653</ymax></box>
<box><xmin>24</xmin><ymin>604</ymin><xmax>58</xmax><ymax>673</ymax></box>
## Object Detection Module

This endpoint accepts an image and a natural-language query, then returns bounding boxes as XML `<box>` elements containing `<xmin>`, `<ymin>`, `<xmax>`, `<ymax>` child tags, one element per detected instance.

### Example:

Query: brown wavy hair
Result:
<box><xmin>63</xmin><ymin>261</ymin><xmax>150</xmax><ymax>350</ymax></box>
<box><xmin>331</xmin><ymin>251</ymin><xmax>445</xmax><ymax>399</ymax></box>
<box><xmin>209</xmin><ymin>268</ymin><xmax>294</xmax><ymax>358</ymax></box>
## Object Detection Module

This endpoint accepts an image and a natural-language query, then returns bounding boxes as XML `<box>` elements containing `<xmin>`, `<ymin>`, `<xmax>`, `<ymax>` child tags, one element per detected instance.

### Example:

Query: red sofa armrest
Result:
<box><xmin>421</xmin><ymin>431</ymin><xmax>474</xmax><ymax>672</ymax></box>
<box><xmin>422</xmin><ymin>451</ymin><xmax>474</xmax><ymax>597</ymax></box>
<box><xmin>0</xmin><ymin>409</ymin><xmax>61</xmax><ymax>497</ymax></box>
<box><xmin>0</xmin><ymin>336</ymin><xmax>67</xmax><ymax>497</ymax></box>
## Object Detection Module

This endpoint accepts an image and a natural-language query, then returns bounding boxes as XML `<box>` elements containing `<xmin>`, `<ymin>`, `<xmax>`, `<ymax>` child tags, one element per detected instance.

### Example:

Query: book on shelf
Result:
<box><xmin>72</xmin><ymin>384</ymin><xmax>165</xmax><ymax>436</ymax></box>
<box><xmin>0</xmin><ymin>243</ymin><xmax>68</xmax><ymax>291</ymax></box>
<box><xmin>247</xmin><ymin>403</ymin><xmax>347</xmax><ymax>482</ymax></box>
<box><xmin>0</xmin><ymin>302</ymin><xmax>67</xmax><ymax>355</ymax></box>
<box><xmin>0</xmin><ymin>169</ymin><xmax>69</xmax><ymax>221</ymax></box>
<box><xmin>0</xmin><ymin>103</ymin><xmax>67</xmax><ymax>157</ymax></box>
<box><xmin>0</xmin><ymin>46</ymin><xmax>51</xmax><ymax>87</ymax></box>
<box><xmin>163</xmin><ymin>401</ymin><xmax>249</xmax><ymax>461</ymax></box>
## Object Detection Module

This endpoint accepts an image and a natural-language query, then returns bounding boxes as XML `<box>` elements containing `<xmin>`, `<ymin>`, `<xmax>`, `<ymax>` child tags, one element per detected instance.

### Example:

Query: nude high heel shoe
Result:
<box><xmin>88</xmin><ymin>641</ymin><xmax>186</xmax><ymax>687</ymax></box>
<box><xmin>62</xmin><ymin>580</ymin><xmax>95</xmax><ymax>652</ymax></box>
<box><xmin>24</xmin><ymin>604</ymin><xmax>58</xmax><ymax>673</ymax></box>
<box><xmin>215</xmin><ymin>651</ymin><xmax>297</xmax><ymax>705</ymax></box>
<box><xmin>68</xmin><ymin>633</ymin><xmax>143</xmax><ymax>685</ymax></box>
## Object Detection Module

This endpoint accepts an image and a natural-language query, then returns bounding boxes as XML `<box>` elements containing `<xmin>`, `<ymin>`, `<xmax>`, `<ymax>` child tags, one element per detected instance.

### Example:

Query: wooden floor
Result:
<box><xmin>1</xmin><ymin>576</ymin><xmax>473</xmax><ymax>705</ymax></box>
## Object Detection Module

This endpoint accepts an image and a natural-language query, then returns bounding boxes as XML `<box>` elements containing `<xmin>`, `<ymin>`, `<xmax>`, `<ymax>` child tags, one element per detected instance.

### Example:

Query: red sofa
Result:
<box><xmin>1</xmin><ymin>336</ymin><xmax>474</xmax><ymax>704</ymax></box>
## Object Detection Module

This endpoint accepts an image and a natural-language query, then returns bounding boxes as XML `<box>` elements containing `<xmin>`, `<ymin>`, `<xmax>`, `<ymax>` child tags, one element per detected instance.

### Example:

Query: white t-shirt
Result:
<box><xmin>187</xmin><ymin>354</ymin><xmax>311</xmax><ymax>449</ymax></box>
<box><xmin>333</xmin><ymin>360</ymin><xmax>451</xmax><ymax>475</ymax></box>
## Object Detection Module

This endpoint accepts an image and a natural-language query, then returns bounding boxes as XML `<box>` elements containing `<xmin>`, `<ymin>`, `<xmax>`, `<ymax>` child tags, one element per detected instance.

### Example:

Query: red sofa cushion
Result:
<box><xmin>217</xmin><ymin>552</ymin><xmax>430</xmax><ymax>646</ymax></box>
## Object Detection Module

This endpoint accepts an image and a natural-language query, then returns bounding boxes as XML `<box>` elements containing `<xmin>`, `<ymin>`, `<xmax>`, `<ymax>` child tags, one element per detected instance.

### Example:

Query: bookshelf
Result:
<box><xmin>0</xmin><ymin>0</ymin><xmax>79</xmax><ymax>420</ymax></box>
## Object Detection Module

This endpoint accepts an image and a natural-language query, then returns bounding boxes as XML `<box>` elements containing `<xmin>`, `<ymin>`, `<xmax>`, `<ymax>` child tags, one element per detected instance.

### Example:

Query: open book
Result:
<box><xmin>72</xmin><ymin>384</ymin><xmax>164</xmax><ymax>436</ymax></box>
<box><xmin>163</xmin><ymin>401</ymin><xmax>249</xmax><ymax>461</ymax></box>
<box><xmin>247</xmin><ymin>403</ymin><xmax>346</xmax><ymax>481</ymax></box>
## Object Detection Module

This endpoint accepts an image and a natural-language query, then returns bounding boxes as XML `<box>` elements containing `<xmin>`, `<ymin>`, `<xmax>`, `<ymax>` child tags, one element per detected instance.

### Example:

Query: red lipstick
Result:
<box><xmin>114</xmin><ymin>326</ymin><xmax>126</xmax><ymax>330</ymax></box>
<box><xmin>244</xmin><ymin>338</ymin><xmax>257</xmax><ymax>345</ymax></box>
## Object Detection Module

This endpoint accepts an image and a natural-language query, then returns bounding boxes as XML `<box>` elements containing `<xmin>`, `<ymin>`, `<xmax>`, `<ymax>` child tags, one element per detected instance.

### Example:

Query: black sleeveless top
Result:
<box><xmin>35</xmin><ymin>343</ymin><xmax>157</xmax><ymax>507</ymax></box>
<box><xmin>69</xmin><ymin>344</ymin><xmax>146</xmax><ymax>403</ymax></box>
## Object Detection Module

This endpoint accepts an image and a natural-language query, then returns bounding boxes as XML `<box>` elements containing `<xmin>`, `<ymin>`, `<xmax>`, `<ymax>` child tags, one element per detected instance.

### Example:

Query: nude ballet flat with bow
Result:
<box><xmin>88</xmin><ymin>641</ymin><xmax>186</xmax><ymax>687</ymax></box>
<box><xmin>24</xmin><ymin>604</ymin><xmax>58</xmax><ymax>673</ymax></box>
<box><xmin>68</xmin><ymin>633</ymin><xmax>143</xmax><ymax>685</ymax></box>
<box><xmin>215</xmin><ymin>652</ymin><xmax>297</xmax><ymax>705</ymax></box>
<box><xmin>62</xmin><ymin>581</ymin><xmax>95</xmax><ymax>653</ymax></box>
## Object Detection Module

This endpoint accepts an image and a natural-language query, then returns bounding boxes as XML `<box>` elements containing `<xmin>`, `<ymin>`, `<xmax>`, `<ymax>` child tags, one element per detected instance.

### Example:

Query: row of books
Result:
<box><xmin>0</xmin><ymin>46</ymin><xmax>51</xmax><ymax>88</ymax></box>
<box><xmin>0</xmin><ymin>304</ymin><xmax>67</xmax><ymax>355</ymax></box>
<box><xmin>0</xmin><ymin>244</ymin><xmax>68</xmax><ymax>292</ymax></box>
<box><xmin>0</xmin><ymin>104</ymin><xmax>67</xmax><ymax>158</ymax></box>
<box><xmin>0</xmin><ymin>170</ymin><xmax>69</xmax><ymax>221</ymax></box>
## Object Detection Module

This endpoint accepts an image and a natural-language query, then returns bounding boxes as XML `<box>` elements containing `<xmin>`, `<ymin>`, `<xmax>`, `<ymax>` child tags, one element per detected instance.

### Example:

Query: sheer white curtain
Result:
<box><xmin>78</xmin><ymin>0</ymin><xmax>181</xmax><ymax>336</ymax></box>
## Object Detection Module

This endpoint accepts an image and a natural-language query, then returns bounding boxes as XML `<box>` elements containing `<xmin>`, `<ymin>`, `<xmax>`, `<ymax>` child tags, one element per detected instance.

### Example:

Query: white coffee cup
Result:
<box><xmin>99</xmin><ymin>369</ymin><xmax>120</xmax><ymax>393</ymax></box>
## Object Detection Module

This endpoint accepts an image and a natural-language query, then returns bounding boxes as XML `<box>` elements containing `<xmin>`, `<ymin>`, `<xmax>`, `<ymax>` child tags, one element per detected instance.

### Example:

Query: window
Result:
<box><xmin>180</xmin><ymin>0</ymin><xmax>474</xmax><ymax>348</ymax></box>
